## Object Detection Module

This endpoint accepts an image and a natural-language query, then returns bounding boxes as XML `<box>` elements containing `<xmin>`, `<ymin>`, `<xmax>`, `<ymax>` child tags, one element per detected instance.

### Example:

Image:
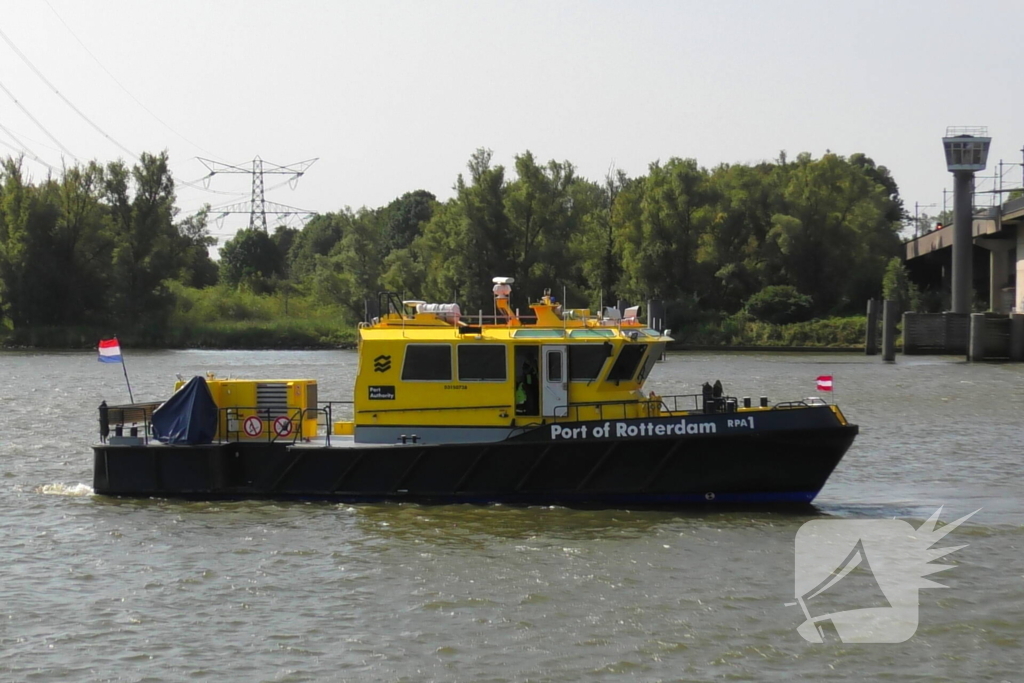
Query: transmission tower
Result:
<box><xmin>197</xmin><ymin>156</ymin><xmax>318</xmax><ymax>231</ymax></box>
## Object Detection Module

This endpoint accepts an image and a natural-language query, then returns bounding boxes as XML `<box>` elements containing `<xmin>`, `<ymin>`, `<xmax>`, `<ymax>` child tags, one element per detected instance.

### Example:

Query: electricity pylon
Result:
<box><xmin>197</xmin><ymin>156</ymin><xmax>318</xmax><ymax>231</ymax></box>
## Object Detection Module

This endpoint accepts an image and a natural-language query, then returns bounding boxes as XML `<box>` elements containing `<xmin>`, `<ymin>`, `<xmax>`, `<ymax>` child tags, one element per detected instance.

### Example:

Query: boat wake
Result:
<box><xmin>36</xmin><ymin>482</ymin><xmax>94</xmax><ymax>497</ymax></box>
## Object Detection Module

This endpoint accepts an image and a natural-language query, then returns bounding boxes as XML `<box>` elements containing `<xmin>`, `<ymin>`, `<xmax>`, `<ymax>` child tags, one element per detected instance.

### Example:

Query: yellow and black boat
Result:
<box><xmin>92</xmin><ymin>278</ymin><xmax>858</xmax><ymax>506</ymax></box>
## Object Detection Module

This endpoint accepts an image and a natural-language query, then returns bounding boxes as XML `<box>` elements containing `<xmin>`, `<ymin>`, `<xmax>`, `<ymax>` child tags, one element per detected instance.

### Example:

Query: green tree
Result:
<box><xmin>881</xmin><ymin>256</ymin><xmax>919</xmax><ymax>313</ymax></box>
<box><xmin>309</xmin><ymin>208</ymin><xmax>385</xmax><ymax>321</ymax></box>
<box><xmin>380</xmin><ymin>190</ymin><xmax>435</xmax><ymax>251</ymax></box>
<box><xmin>618</xmin><ymin>158</ymin><xmax>714</xmax><ymax>303</ymax></box>
<box><xmin>766</xmin><ymin>153</ymin><xmax>901</xmax><ymax>315</ymax></box>
<box><xmin>570</xmin><ymin>169</ymin><xmax>628</xmax><ymax>307</ymax></box>
<box><xmin>288</xmin><ymin>212</ymin><xmax>346</xmax><ymax>279</ymax></box>
<box><xmin>176</xmin><ymin>206</ymin><xmax>218</xmax><ymax>288</ymax></box>
<box><xmin>744</xmin><ymin>285</ymin><xmax>813</xmax><ymax>324</ymax></box>
<box><xmin>102</xmin><ymin>151</ymin><xmax>182</xmax><ymax>326</ymax></box>
<box><xmin>219</xmin><ymin>228</ymin><xmax>286</xmax><ymax>290</ymax></box>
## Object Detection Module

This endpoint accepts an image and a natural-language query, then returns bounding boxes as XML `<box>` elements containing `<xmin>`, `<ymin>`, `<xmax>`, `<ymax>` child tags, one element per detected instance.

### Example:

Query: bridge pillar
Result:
<box><xmin>1017</xmin><ymin>225</ymin><xmax>1024</xmax><ymax>313</ymax></box>
<box><xmin>976</xmin><ymin>236</ymin><xmax>1014</xmax><ymax>313</ymax></box>
<box><xmin>951</xmin><ymin>171</ymin><xmax>974</xmax><ymax>313</ymax></box>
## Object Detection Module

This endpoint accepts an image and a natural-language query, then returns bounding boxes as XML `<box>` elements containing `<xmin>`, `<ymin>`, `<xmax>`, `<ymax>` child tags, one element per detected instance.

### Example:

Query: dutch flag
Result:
<box><xmin>98</xmin><ymin>338</ymin><xmax>122</xmax><ymax>363</ymax></box>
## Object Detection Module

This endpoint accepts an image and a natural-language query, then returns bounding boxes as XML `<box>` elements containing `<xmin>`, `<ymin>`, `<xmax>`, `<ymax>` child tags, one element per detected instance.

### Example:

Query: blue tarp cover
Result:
<box><xmin>151</xmin><ymin>376</ymin><xmax>218</xmax><ymax>445</ymax></box>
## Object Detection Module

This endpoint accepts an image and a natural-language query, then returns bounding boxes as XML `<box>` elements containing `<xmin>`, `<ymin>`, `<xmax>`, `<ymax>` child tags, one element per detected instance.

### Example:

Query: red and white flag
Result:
<box><xmin>816</xmin><ymin>375</ymin><xmax>833</xmax><ymax>392</ymax></box>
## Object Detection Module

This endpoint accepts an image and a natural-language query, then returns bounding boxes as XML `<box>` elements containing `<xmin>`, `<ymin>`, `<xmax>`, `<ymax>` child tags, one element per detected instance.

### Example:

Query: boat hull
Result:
<box><xmin>92</xmin><ymin>407</ymin><xmax>858</xmax><ymax>507</ymax></box>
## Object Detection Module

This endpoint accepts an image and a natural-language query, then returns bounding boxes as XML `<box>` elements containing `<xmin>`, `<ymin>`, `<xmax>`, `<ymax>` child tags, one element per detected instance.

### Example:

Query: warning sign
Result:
<box><xmin>273</xmin><ymin>415</ymin><xmax>293</xmax><ymax>438</ymax></box>
<box><xmin>243</xmin><ymin>415</ymin><xmax>263</xmax><ymax>437</ymax></box>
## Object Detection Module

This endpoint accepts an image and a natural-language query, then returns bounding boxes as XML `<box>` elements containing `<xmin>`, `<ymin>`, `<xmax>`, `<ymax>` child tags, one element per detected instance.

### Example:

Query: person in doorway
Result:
<box><xmin>516</xmin><ymin>378</ymin><xmax>528</xmax><ymax>415</ymax></box>
<box><xmin>523</xmin><ymin>360</ymin><xmax>539</xmax><ymax>414</ymax></box>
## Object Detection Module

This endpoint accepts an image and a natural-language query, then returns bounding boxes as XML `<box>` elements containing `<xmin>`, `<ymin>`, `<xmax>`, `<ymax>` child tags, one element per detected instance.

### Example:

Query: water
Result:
<box><xmin>0</xmin><ymin>350</ymin><xmax>1020</xmax><ymax>681</ymax></box>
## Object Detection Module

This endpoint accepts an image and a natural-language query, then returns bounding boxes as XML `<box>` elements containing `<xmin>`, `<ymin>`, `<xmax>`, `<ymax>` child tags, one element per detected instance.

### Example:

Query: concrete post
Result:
<box><xmin>882</xmin><ymin>299</ymin><xmax>896</xmax><ymax>362</ymax></box>
<box><xmin>1016</xmin><ymin>225</ymin><xmax>1024</xmax><ymax>313</ymax></box>
<box><xmin>951</xmin><ymin>171</ymin><xmax>974</xmax><ymax>314</ymax></box>
<box><xmin>989</xmin><ymin>247</ymin><xmax>1008</xmax><ymax>312</ymax></box>
<box><xmin>968</xmin><ymin>313</ymin><xmax>986</xmax><ymax>362</ymax></box>
<box><xmin>865</xmin><ymin>299</ymin><xmax>879</xmax><ymax>355</ymax></box>
<box><xmin>1009</xmin><ymin>314</ymin><xmax>1024</xmax><ymax>362</ymax></box>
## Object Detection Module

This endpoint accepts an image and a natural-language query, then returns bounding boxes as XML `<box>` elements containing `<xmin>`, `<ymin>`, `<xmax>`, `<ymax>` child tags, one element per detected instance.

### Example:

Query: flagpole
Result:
<box><xmin>117</xmin><ymin>336</ymin><xmax>135</xmax><ymax>404</ymax></box>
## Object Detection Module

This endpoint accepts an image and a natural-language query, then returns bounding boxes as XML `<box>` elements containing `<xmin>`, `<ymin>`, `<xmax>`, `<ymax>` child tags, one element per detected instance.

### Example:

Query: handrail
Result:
<box><xmin>356</xmin><ymin>404</ymin><xmax>512</xmax><ymax>415</ymax></box>
<box><xmin>101</xmin><ymin>400</ymin><xmax>161</xmax><ymax>444</ymax></box>
<box><xmin>219</xmin><ymin>405</ymin><xmax>325</xmax><ymax>444</ymax></box>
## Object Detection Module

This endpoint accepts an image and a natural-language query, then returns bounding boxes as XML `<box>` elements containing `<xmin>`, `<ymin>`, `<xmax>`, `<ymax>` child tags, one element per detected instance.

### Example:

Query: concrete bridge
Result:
<box><xmin>905</xmin><ymin>195</ymin><xmax>1024</xmax><ymax>313</ymax></box>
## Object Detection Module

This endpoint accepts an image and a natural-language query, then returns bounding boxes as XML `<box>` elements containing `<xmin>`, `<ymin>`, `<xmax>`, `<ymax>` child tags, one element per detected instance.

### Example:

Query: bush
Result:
<box><xmin>743</xmin><ymin>286</ymin><xmax>813</xmax><ymax>325</ymax></box>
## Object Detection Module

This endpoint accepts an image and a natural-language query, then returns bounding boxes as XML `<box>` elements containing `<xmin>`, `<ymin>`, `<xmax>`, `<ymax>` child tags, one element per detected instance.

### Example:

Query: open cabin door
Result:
<box><xmin>541</xmin><ymin>345</ymin><xmax>568</xmax><ymax>417</ymax></box>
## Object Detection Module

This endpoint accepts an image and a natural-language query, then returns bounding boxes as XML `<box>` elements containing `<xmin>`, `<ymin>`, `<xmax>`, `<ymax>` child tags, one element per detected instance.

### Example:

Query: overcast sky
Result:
<box><xmin>3</xmin><ymin>0</ymin><xmax>1023</xmax><ymax>245</ymax></box>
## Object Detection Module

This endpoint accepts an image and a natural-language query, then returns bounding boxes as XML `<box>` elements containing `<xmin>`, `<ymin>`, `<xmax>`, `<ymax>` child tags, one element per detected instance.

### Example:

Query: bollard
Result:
<box><xmin>865</xmin><ymin>299</ymin><xmax>879</xmax><ymax>355</ymax></box>
<box><xmin>1010</xmin><ymin>314</ymin><xmax>1024</xmax><ymax>362</ymax></box>
<box><xmin>968</xmin><ymin>313</ymin><xmax>986</xmax><ymax>362</ymax></box>
<box><xmin>882</xmin><ymin>300</ymin><xmax>896</xmax><ymax>362</ymax></box>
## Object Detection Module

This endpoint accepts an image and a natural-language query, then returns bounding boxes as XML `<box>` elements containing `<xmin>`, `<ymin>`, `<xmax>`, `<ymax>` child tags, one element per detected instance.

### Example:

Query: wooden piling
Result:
<box><xmin>882</xmin><ymin>300</ymin><xmax>896</xmax><ymax>362</ymax></box>
<box><xmin>968</xmin><ymin>313</ymin><xmax>986</xmax><ymax>362</ymax></box>
<box><xmin>1009</xmin><ymin>314</ymin><xmax>1024</xmax><ymax>362</ymax></box>
<box><xmin>865</xmin><ymin>299</ymin><xmax>879</xmax><ymax>355</ymax></box>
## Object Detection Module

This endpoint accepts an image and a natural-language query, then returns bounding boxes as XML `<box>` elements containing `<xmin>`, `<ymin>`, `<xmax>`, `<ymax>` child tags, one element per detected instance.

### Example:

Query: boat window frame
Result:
<box><xmin>568</xmin><ymin>329</ymin><xmax>616</xmax><ymax>339</ymax></box>
<box><xmin>568</xmin><ymin>342</ymin><xmax>612</xmax><ymax>382</ymax></box>
<box><xmin>456</xmin><ymin>344</ymin><xmax>508</xmax><ymax>383</ymax></box>
<box><xmin>511</xmin><ymin>329</ymin><xmax>564</xmax><ymax>338</ymax></box>
<box><xmin>605</xmin><ymin>343</ymin><xmax>648</xmax><ymax>383</ymax></box>
<box><xmin>401</xmin><ymin>343</ymin><xmax>454</xmax><ymax>382</ymax></box>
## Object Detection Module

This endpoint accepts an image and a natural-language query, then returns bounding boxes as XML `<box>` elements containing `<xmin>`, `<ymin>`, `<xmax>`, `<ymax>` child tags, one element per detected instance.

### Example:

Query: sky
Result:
<box><xmin>2</xmin><ymin>0</ymin><xmax>1024</xmax><ymax>246</ymax></box>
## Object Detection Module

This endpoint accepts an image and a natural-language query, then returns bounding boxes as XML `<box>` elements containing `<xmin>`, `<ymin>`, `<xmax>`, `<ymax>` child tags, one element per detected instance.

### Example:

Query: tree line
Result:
<box><xmin>0</xmin><ymin>148</ymin><xmax>905</xmax><ymax>338</ymax></box>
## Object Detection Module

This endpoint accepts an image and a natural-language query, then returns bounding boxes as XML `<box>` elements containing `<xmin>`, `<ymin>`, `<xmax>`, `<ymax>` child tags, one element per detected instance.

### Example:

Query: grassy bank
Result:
<box><xmin>0</xmin><ymin>285</ymin><xmax>357</xmax><ymax>349</ymax></box>
<box><xmin>0</xmin><ymin>284</ymin><xmax>865</xmax><ymax>350</ymax></box>
<box><xmin>669</xmin><ymin>314</ymin><xmax>866</xmax><ymax>348</ymax></box>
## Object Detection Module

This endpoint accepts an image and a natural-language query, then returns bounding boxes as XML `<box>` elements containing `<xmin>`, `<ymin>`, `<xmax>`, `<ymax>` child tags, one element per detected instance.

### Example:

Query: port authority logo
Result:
<box><xmin>373</xmin><ymin>355</ymin><xmax>392</xmax><ymax>372</ymax></box>
<box><xmin>368</xmin><ymin>385</ymin><xmax>395</xmax><ymax>400</ymax></box>
<box><xmin>789</xmin><ymin>508</ymin><xmax>977</xmax><ymax>643</ymax></box>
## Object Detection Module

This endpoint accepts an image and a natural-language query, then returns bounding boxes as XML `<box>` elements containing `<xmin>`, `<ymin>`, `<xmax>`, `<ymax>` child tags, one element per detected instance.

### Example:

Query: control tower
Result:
<box><xmin>942</xmin><ymin>126</ymin><xmax>991</xmax><ymax>313</ymax></box>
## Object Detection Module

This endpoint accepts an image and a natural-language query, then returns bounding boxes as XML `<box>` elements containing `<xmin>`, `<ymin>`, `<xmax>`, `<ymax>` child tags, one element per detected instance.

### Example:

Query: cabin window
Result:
<box><xmin>636</xmin><ymin>342</ymin><xmax>664</xmax><ymax>382</ymax></box>
<box><xmin>606</xmin><ymin>344</ymin><xmax>647</xmax><ymax>382</ymax></box>
<box><xmin>547</xmin><ymin>349</ymin><xmax>563</xmax><ymax>382</ymax></box>
<box><xmin>402</xmin><ymin>344</ymin><xmax>452</xmax><ymax>381</ymax></box>
<box><xmin>458</xmin><ymin>345</ymin><xmax>507</xmax><ymax>382</ymax></box>
<box><xmin>568</xmin><ymin>344</ymin><xmax>609</xmax><ymax>381</ymax></box>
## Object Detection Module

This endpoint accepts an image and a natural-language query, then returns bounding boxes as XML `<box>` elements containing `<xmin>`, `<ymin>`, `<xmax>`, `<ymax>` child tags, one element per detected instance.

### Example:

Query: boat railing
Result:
<box><xmin>219</xmin><ymin>406</ymin><xmax>332</xmax><ymax>445</ymax></box>
<box><xmin>100</xmin><ymin>401</ymin><xmax>162</xmax><ymax>444</ymax></box>
<box><xmin>551</xmin><ymin>393</ymin><xmax>744</xmax><ymax>422</ymax></box>
<box><xmin>355</xmin><ymin>404</ymin><xmax>513</xmax><ymax>415</ymax></box>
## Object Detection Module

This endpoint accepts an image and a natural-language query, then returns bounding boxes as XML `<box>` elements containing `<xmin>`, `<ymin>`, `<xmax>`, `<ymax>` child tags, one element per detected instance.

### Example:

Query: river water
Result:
<box><xmin>0</xmin><ymin>350</ymin><xmax>1020</xmax><ymax>682</ymax></box>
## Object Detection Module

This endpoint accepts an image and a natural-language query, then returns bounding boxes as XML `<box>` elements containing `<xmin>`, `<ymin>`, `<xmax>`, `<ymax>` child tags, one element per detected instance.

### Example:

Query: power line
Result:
<box><xmin>0</xmin><ymin>78</ymin><xmax>77</xmax><ymax>160</ymax></box>
<box><xmin>0</xmin><ymin>26</ymin><xmax>137</xmax><ymax>161</ymax></box>
<box><xmin>41</xmin><ymin>0</ymin><xmax>227</xmax><ymax>163</ymax></box>
<box><xmin>0</xmin><ymin>138</ymin><xmax>61</xmax><ymax>173</ymax></box>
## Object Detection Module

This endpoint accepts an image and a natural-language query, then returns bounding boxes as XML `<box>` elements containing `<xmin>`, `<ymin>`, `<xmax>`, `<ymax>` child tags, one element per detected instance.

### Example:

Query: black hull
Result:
<box><xmin>93</xmin><ymin>415</ymin><xmax>858</xmax><ymax>507</ymax></box>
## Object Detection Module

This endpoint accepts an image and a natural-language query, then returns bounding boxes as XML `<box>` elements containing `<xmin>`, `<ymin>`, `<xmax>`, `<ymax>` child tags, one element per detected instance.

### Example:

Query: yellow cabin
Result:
<box><xmin>343</xmin><ymin>278</ymin><xmax>671</xmax><ymax>444</ymax></box>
